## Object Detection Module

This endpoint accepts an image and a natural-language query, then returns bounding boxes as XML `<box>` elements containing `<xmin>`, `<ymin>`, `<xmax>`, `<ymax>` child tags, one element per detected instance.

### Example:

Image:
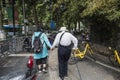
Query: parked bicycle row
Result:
<box><xmin>69</xmin><ymin>34</ymin><xmax>120</xmax><ymax>68</ymax></box>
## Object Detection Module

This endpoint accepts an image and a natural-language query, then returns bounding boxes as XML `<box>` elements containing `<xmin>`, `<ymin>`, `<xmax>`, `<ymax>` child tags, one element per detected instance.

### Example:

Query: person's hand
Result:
<box><xmin>32</xmin><ymin>45</ymin><xmax>34</xmax><ymax>48</ymax></box>
<box><xmin>72</xmin><ymin>48</ymin><xmax>77</xmax><ymax>54</ymax></box>
<box><xmin>71</xmin><ymin>50</ymin><xmax>75</xmax><ymax>54</ymax></box>
<box><xmin>50</xmin><ymin>47</ymin><xmax>54</xmax><ymax>51</ymax></box>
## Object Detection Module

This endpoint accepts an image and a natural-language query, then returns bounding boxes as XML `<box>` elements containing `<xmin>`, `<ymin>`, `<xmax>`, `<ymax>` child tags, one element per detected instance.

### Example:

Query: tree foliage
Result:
<box><xmin>81</xmin><ymin>0</ymin><xmax>120</xmax><ymax>22</ymax></box>
<box><xmin>1</xmin><ymin>0</ymin><xmax>120</xmax><ymax>45</ymax></box>
<box><xmin>1</xmin><ymin>0</ymin><xmax>120</xmax><ymax>28</ymax></box>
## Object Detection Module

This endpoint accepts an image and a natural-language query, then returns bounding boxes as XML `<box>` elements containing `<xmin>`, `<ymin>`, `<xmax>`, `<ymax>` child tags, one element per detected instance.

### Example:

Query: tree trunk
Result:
<box><xmin>74</xmin><ymin>21</ymin><xmax>77</xmax><ymax>32</ymax></box>
<box><xmin>33</xmin><ymin>4</ymin><xmax>39</xmax><ymax>29</ymax></box>
<box><xmin>0</xmin><ymin>5</ymin><xmax>3</xmax><ymax>30</ymax></box>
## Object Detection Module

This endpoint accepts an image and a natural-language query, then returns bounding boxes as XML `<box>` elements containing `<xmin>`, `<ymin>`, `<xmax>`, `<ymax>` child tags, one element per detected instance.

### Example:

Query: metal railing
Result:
<box><xmin>0</xmin><ymin>36</ymin><xmax>31</xmax><ymax>58</ymax></box>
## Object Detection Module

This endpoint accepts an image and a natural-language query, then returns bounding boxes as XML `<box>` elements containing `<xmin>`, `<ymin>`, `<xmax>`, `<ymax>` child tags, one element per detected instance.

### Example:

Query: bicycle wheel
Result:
<box><xmin>68</xmin><ymin>56</ymin><xmax>77</xmax><ymax>65</ymax></box>
<box><xmin>109</xmin><ymin>54</ymin><xmax>119</xmax><ymax>66</ymax></box>
<box><xmin>68</xmin><ymin>55</ymin><xmax>83</xmax><ymax>65</ymax></box>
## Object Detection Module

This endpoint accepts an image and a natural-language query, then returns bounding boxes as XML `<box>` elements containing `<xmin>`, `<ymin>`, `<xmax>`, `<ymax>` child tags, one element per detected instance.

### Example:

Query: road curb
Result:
<box><xmin>86</xmin><ymin>56</ymin><xmax>120</xmax><ymax>73</ymax></box>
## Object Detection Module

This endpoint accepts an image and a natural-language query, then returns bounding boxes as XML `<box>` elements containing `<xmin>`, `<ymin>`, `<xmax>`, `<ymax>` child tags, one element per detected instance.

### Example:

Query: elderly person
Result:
<box><xmin>51</xmin><ymin>27</ymin><xmax>78</xmax><ymax>80</ymax></box>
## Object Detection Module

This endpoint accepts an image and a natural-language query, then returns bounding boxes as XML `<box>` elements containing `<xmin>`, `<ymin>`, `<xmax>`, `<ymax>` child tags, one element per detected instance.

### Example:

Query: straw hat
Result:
<box><xmin>59</xmin><ymin>27</ymin><xmax>68</xmax><ymax>31</ymax></box>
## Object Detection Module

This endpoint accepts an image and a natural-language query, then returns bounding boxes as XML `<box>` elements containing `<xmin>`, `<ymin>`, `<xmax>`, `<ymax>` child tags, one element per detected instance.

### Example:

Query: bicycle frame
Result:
<box><xmin>114</xmin><ymin>50</ymin><xmax>120</xmax><ymax>64</ymax></box>
<box><xmin>74</xmin><ymin>43</ymin><xmax>93</xmax><ymax>59</ymax></box>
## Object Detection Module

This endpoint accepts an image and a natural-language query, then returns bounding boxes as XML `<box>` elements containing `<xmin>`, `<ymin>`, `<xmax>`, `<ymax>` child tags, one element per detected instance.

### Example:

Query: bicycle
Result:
<box><xmin>74</xmin><ymin>43</ymin><xmax>94</xmax><ymax>58</ymax></box>
<box><xmin>69</xmin><ymin>42</ymin><xmax>94</xmax><ymax>65</ymax></box>
<box><xmin>108</xmin><ymin>47</ymin><xmax>120</xmax><ymax>67</ymax></box>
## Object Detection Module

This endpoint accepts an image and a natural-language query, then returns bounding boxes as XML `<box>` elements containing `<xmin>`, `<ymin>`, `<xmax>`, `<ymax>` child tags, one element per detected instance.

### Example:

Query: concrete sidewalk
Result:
<box><xmin>48</xmin><ymin>47</ymin><xmax>120</xmax><ymax>80</ymax></box>
<box><xmin>48</xmin><ymin>49</ymin><xmax>59</xmax><ymax>80</ymax></box>
<box><xmin>48</xmin><ymin>49</ymin><xmax>79</xmax><ymax>80</ymax></box>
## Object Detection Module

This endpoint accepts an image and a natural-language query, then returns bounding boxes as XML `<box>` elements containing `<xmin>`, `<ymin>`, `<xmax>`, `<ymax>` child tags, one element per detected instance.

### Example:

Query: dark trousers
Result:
<box><xmin>58</xmin><ymin>44</ymin><xmax>72</xmax><ymax>78</ymax></box>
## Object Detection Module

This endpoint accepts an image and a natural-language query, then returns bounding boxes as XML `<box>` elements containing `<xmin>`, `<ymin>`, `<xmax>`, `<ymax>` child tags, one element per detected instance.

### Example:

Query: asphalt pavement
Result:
<box><xmin>0</xmin><ymin>52</ymin><xmax>49</xmax><ymax>80</ymax></box>
<box><xmin>48</xmin><ymin>48</ymin><xmax>120</xmax><ymax>80</ymax></box>
<box><xmin>0</xmin><ymin>47</ymin><xmax>120</xmax><ymax>80</ymax></box>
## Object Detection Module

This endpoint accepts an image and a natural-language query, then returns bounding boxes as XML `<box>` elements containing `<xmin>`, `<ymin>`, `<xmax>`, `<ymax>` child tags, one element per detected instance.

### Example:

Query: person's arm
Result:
<box><xmin>71</xmin><ymin>34</ymin><xmax>78</xmax><ymax>49</ymax></box>
<box><xmin>51</xmin><ymin>33</ymin><xmax>59</xmax><ymax>49</ymax></box>
<box><xmin>43</xmin><ymin>33</ymin><xmax>52</xmax><ymax>48</ymax></box>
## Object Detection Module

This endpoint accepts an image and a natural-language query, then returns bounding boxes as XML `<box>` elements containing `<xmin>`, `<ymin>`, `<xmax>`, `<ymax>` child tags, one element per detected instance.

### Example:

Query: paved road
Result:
<box><xmin>0</xmin><ymin>50</ymin><xmax>120</xmax><ymax>80</ymax></box>
<box><xmin>0</xmin><ymin>56</ymin><xmax>27</xmax><ymax>76</ymax></box>
<box><xmin>68</xmin><ymin>58</ymin><xmax>120</xmax><ymax>80</ymax></box>
<box><xmin>49</xmin><ymin>49</ymin><xmax>120</xmax><ymax>80</ymax></box>
<box><xmin>0</xmin><ymin>53</ymin><xmax>49</xmax><ymax>80</ymax></box>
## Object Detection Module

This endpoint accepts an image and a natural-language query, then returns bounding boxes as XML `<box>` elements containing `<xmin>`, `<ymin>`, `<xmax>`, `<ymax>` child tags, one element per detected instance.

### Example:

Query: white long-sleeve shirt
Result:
<box><xmin>51</xmin><ymin>31</ymin><xmax>78</xmax><ymax>49</ymax></box>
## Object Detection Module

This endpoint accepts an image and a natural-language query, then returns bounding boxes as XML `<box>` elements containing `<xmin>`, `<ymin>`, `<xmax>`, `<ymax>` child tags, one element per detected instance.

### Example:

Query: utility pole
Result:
<box><xmin>0</xmin><ymin>2</ymin><xmax>3</xmax><ymax>30</ymax></box>
<box><xmin>12</xmin><ymin>0</ymin><xmax>15</xmax><ymax>35</ymax></box>
<box><xmin>23</xmin><ymin>0</ymin><xmax>27</xmax><ymax>36</ymax></box>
